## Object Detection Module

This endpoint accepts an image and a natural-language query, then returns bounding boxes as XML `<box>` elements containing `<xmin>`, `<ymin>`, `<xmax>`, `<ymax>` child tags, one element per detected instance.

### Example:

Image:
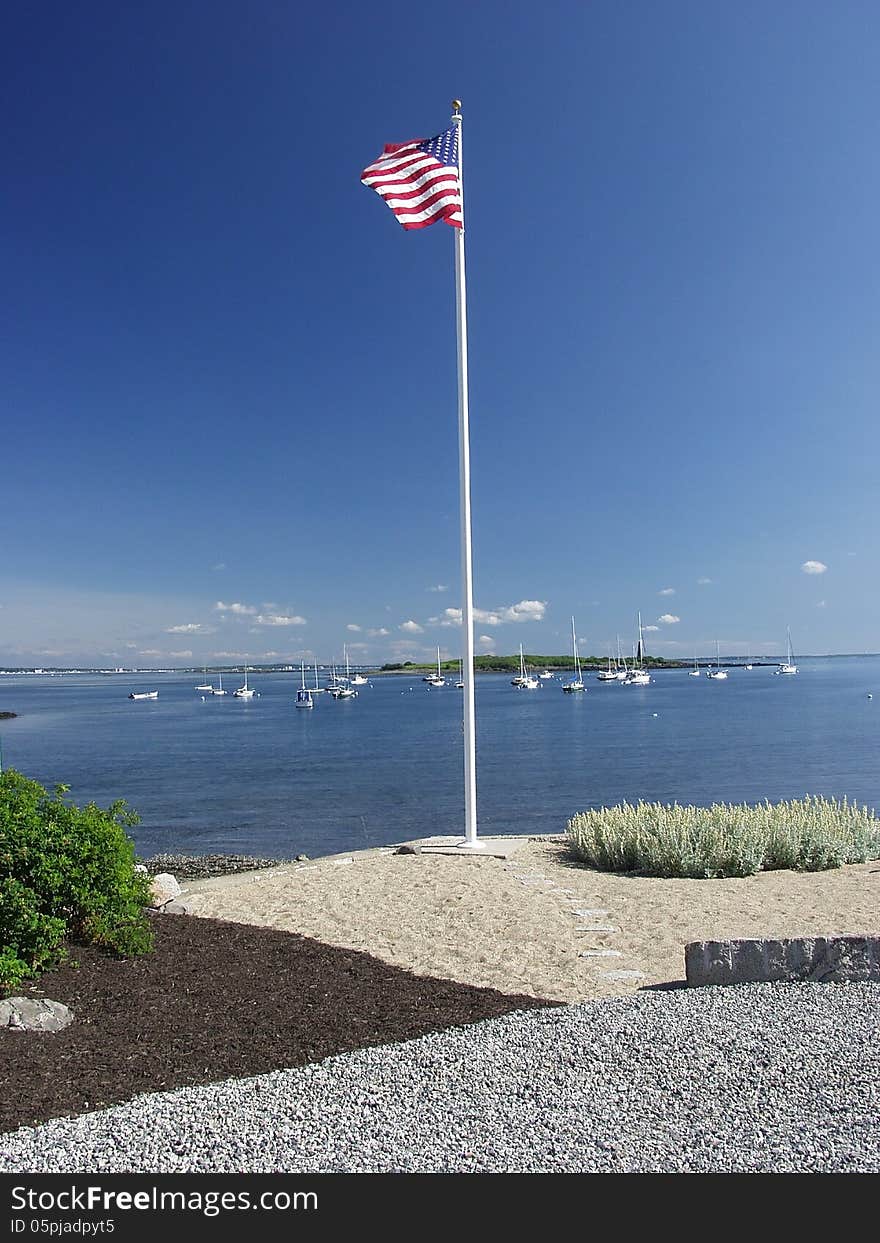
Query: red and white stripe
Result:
<box><xmin>361</xmin><ymin>140</ymin><xmax>462</xmax><ymax>231</ymax></box>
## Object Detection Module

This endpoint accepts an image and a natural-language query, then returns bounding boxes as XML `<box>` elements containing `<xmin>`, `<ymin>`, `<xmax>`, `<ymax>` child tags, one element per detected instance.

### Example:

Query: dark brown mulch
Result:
<box><xmin>0</xmin><ymin>913</ymin><xmax>555</xmax><ymax>1134</ymax></box>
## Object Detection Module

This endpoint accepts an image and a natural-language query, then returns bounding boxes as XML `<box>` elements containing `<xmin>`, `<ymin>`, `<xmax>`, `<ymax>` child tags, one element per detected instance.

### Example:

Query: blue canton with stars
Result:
<box><xmin>418</xmin><ymin>127</ymin><xmax>459</xmax><ymax>167</ymax></box>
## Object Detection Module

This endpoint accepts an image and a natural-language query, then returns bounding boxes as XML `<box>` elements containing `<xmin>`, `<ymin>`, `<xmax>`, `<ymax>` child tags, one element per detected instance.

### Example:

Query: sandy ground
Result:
<box><xmin>180</xmin><ymin>837</ymin><xmax>880</xmax><ymax>1003</ymax></box>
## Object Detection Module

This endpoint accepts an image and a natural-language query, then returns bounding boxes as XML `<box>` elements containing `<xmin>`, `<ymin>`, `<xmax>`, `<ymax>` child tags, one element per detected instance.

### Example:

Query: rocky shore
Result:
<box><xmin>136</xmin><ymin>853</ymin><xmax>286</xmax><ymax>881</ymax></box>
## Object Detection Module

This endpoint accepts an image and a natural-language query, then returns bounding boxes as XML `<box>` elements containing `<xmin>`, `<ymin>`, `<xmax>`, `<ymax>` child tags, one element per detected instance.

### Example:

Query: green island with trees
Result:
<box><xmin>380</xmin><ymin>653</ymin><xmax>687</xmax><ymax>673</ymax></box>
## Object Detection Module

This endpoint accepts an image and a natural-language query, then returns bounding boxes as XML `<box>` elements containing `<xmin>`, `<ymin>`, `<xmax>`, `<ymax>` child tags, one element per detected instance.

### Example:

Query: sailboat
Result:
<box><xmin>211</xmin><ymin>671</ymin><xmax>227</xmax><ymax>695</ymax></box>
<box><xmin>689</xmin><ymin>650</ymin><xmax>701</xmax><ymax>677</ymax></box>
<box><xmin>775</xmin><ymin>628</ymin><xmax>798</xmax><ymax>675</ymax></box>
<box><xmin>623</xmin><ymin>613</ymin><xmax>651</xmax><ymax>684</ymax></box>
<box><xmin>706</xmin><ymin>641</ymin><xmax>728</xmax><ymax>679</ymax></box>
<box><xmin>456</xmin><ymin>660</ymin><xmax>464</xmax><ymax>689</ymax></box>
<box><xmin>744</xmin><ymin>646</ymin><xmax>753</xmax><ymax>671</ymax></box>
<box><xmin>296</xmin><ymin>660</ymin><xmax>314</xmax><ymax>709</ymax></box>
<box><xmin>512</xmin><ymin>643</ymin><xmax>540</xmax><ymax>689</ymax></box>
<box><xmin>562</xmin><ymin>618</ymin><xmax>585</xmax><ymax>693</ymax></box>
<box><xmin>328</xmin><ymin>651</ymin><xmax>358</xmax><ymax>698</ymax></box>
<box><xmin>195</xmin><ymin>665</ymin><xmax>212</xmax><ymax>691</ymax></box>
<box><xmin>233</xmin><ymin>662</ymin><xmax>255</xmax><ymax>698</ymax></box>
<box><xmin>596</xmin><ymin>648</ymin><xmax>619</xmax><ymax>680</ymax></box>
<box><xmin>425</xmin><ymin>646</ymin><xmax>446</xmax><ymax>688</ymax></box>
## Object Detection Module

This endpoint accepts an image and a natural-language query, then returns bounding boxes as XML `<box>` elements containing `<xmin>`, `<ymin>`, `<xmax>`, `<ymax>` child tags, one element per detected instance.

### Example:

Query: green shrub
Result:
<box><xmin>566</xmin><ymin>796</ymin><xmax>880</xmax><ymax>879</ymax></box>
<box><xmin>0</xmin><ymin>769</ymin><xmax>153</xmax><ymax>992</ymax></box>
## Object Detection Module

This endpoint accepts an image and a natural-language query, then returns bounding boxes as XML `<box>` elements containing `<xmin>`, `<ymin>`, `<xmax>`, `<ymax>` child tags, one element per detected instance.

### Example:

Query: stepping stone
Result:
<box><xmin>578</xmin><ymin>949</ymin><xmax>623</xmax><ymax>958</ymax></box>
<box><xmin>601</xmin><ymin>970</ymin><xmax>645</xmax><ymax>981</ymax></box>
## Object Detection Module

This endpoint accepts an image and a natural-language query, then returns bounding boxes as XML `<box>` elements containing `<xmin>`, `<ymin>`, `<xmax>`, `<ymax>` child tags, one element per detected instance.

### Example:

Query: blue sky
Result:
<box><xmin>2</xmin><ymin>1</ymin><xmax>877</xmax><ymax>667</ymax></box>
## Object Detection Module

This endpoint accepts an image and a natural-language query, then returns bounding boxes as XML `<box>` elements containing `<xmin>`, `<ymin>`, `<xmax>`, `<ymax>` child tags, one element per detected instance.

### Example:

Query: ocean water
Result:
<box><xmin>0</xmin><ymin>658</ymin><xmax>878</xmax><ymax>860</ymax></box>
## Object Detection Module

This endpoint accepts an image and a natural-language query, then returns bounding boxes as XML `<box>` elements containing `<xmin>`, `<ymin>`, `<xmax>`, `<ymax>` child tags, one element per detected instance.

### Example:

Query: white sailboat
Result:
<box><xmin>623</xmin><ymin>613</ymin><xmax>651</xmax><ymax>684</ymax></box>
<box><xmin>775</xmin><ymin>628</ymin><xmax>798</xmax><ymax>675</ymax></box>
<box><xmin>195</xmin><ymin>665</ymin><xmax>212</xmax><ymax>691</ymax></box>
<box><xmin>233</xmin><ymin>662</ymin><xmax>255</xmax><ymax>698</ymax></box>
<box><xmin>562</xmin><ymin>618</ymin><xmax>585</xmax><ymax>693</ymax></box>
<box><xmin>296</xmin><ymin>660</ymin><xmax>314</xmax><ymax>709</ymax></box>
<box><xmin>425</xmin><ymin>646</ymin><xmax>446</xmax><ymax>688</ymax></box>
<box><xmin>596</xmin><ymin>650</ymin><xmax>618</xmax><ymax>681</ymax></box>
<box><xmin>456</xmin><ymin>660</ymin><xmax>464</xmax><ymax>689</ymax></box>
<box><xmin>689</xmin><ymin>650</ymin><xmax>701</xmax><ymax>677</ymax></box>
<box><xmin>706</xmin><ymin>641</ymin><xmax>728</xmax><ymax>679</ymax></box>
<box><xmin>328</xmin><ymin>653</ymin><xmax>358</xmax><ymax>698</ymax></box>
<box><xmin>512</xmin><ymin>643</ymin><xmax>540</xmax><ymax>689</ymax></box>
<box><xmin>211</xmin><ymin>671</ymin><xmax>227</xmax><ymax>695</ymax></box>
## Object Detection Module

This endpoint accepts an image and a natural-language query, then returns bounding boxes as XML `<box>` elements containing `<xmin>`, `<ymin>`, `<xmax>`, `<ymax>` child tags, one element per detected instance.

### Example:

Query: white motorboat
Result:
<box><xmin>562</xmin><ymin>618</ymin><xmax>585</xmax><ymax>693</ymax></box>
<box><xmin>775</xmin><ymin>628</ymin><xmax>798</xmax><ymax>675</ymax></box>
<box><xmin>128</xmin><ymin>690</ymin><xmax>158</xmax><ymax>700</ymax></box>
<box><xmin>539</xmin><ymin>669</ymin><xmax>554</xmax><ymax>680</ymax></box>
<box><xmin>350</xmin><ymin>671</ymin><xmax>368</xmax><ymax>686</ymax></box>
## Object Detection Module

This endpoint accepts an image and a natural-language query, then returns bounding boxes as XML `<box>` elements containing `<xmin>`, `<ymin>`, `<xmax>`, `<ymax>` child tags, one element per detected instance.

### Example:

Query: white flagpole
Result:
<box><xmin>451</xmin><ymin>99</ymin><xmax>480</xmax><ymax>847</ymax></box>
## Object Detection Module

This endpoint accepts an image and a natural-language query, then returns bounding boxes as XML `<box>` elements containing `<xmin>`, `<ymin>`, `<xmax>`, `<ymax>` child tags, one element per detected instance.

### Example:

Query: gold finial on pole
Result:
<box><xmin>451</xmin><ymin>99</ymin><xmax>462</xmax><ymax>117</ymax></box>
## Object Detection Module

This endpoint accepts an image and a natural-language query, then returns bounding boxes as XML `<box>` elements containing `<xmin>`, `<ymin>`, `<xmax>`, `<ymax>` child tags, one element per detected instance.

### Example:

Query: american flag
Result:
<box><xmin>360</xmin><ymin>126</ymin><xmax>462</xmax><ymax>231</ymax></box>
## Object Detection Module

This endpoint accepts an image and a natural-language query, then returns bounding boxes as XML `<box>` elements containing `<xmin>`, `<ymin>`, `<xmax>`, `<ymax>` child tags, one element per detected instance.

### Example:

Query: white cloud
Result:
<box><xmin>368</xmin><ymin>627</ymin><xmax>390</xmax><ymax>637</ymax></box>
<box><xmin>658</xmin><ymin>614</ymin><xmax>680</xmax><ymax>625</ymax></box>
<box><xmin>212</xmin><ymin>650</ymin><xmax>247</xmax><ymax>659</ymax></box>
<box><xmin>658</xmin><ymin>587</ymin><xmax>676</xmax><ymax>596</ymax></box>
<box><xmin>214</xmin><ymin>601</ymin><xmax>257</xmax><ymax>615</ymax></box>
<box><xmin>435</xmin><ymin>599</ymin><xmax>547</xmax><ymax>627</ymax></box>
<box><xmin>169</xmin><ymin>649</ymin><xmax>193</xmax><ymax>658</ymax></box>
<box><xmin>254</xmin><ymin>614</ymin><xmax>307</xmax><ymax>627</ymax></box>
<box><xmin>478</xmin><ymin>635</ymin><xmax>494</xmax><ymax>646</ymax></box>
<box><xmin>166</xmin><ymin>622</ymin><xmax>208</xmax><ymax>634</ymax></box>
<box><xmin>643</xmin><ymin>624</ymin><xmax>660</xmax><ymax>632</ymax></box>
<box><xmin>427</xmin><ymin>584</ymin><xmax>449</xmax><ymax>593</ymax></box>
<box><xmin>346</xmin><ymin>642</ymin><xmax>368</xmax><ymax>652</ymax></box>
<box><xmin>346</xmin><ymin>624</ymin><xmax>362</xmax><ymax>632</ymax></box>
<box><xmin>816</xmin><ymin>600</ymin><xmax>826</xmax><ymax>608</ymax></box>
<box><xmin>697</xmin><ymin>577</ymin><xmax>712</xmax><ymax>585</ymax></box>
<box><xmin>400</xmin><ymin>620</ymin><xmax>424</xmax><ymax>634</ymax></box>
<box><xmin>138</xmin><ymin>649</ymin><xmax>163</xmax><ymax>656</ymax></box>
<box><xmin>801</xmin><ymin>560</ymin><xmax>828</xmax><ymax>575</ymax></box>
<box><xmin>212</xmin><ymin>562</ymin><xmax>226</xmax><ymax>572</ymax></box>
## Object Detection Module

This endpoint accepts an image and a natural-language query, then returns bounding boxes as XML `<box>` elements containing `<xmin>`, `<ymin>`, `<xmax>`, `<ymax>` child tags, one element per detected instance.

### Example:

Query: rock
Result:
<box><xmin>0</xmin><ymin>997</ymin><xmax>74</xmax><ymax>1032</ymax></box>
<box><xmin>295</xmin><ymin>854</ymin><xmax>310</xmax><ymax>862</ymax></box>
<box><xmin>148</xmin><ymin>872</ymin><xmax>181</xmax><ymax>908</ymax></box>
<box><xmin>395</xmin><ymin>844</ymin><xmax>422</xmax><ymax>855</ymax></box>
<box><xmin>160</xmin><ymin>900</ymin><xmax>192</xmax><ymax>915</ymax></box>
<box><xmin>685</xmin><ymin>935</ymin><xmax>880</xmax><ymax>987</ymax></box>
<box><xmin>134</xmin><ymin>863</ymin><xmax>148</xmax><ymax>874</ymax></box>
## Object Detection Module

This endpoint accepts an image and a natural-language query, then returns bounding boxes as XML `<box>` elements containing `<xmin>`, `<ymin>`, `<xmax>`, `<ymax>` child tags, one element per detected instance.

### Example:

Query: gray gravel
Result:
<box><xmin>2</xmin><ymin>982</ymin><xmax>878</xmax><ymax>1173</ymax></box>
<box><xmin>137</xmin><ymin>854</ymin><xmax>285</xmax><ymax>880</ymax></box>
